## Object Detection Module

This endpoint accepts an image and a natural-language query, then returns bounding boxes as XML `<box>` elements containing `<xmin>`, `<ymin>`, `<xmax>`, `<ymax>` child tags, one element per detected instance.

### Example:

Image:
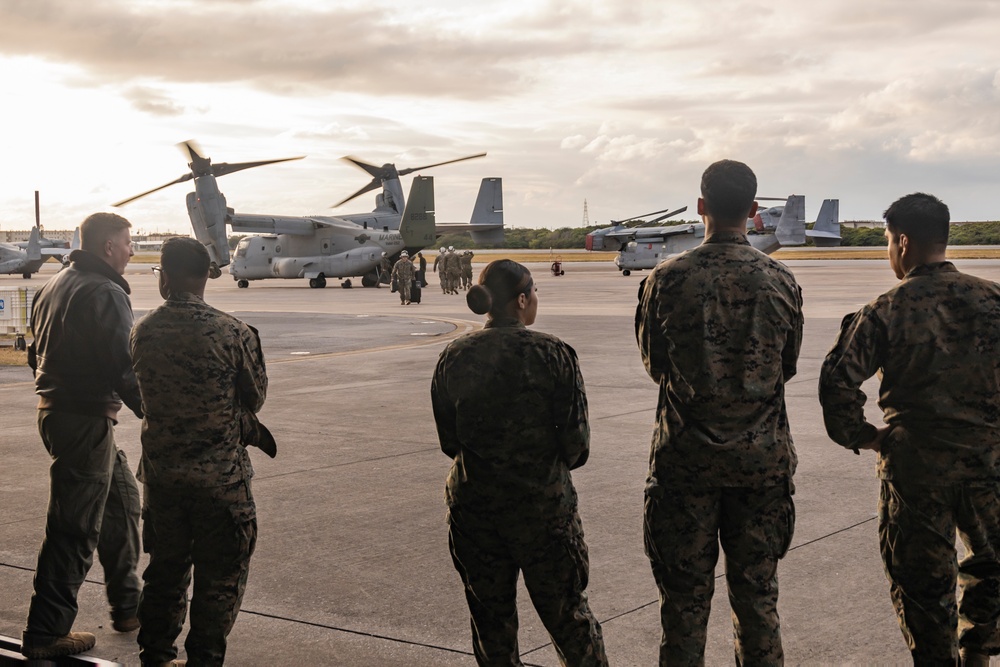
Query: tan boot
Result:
<box><xmin>21</xmin><ymin>631</ymin><xmax>96</xmax><ymax>659</ymax></box>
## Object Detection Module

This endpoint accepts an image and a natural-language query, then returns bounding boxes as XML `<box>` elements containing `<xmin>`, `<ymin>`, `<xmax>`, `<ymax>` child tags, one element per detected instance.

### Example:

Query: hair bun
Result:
<box><xmin>467</xmin><ymin>285</ymin><xmax>492</xmax><ymax>314</ymax></box>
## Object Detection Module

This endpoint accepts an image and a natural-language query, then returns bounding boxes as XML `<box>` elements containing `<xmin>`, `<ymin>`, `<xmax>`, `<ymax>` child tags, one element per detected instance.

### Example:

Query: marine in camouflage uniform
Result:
<box><xmin>636</xmin><ymin>160</ymin><xmax>802</xmax><ymax>666</ymax></box>
<box><xmin>391</xmin><ymin>253</ymin><xmax>415</xmax><ymax>304</ymax></box>
<box><xmin>432</xmin><ymin>262</ymin><xmax>607</xmax><ymax>666</ymax></box>
<box><xmin>445</xmin><ymin>248</ymin><xmax>462</xmax><ymax>295</ymax></box>
<box><xmin>433</xmin><ymin>247</ymin><xmax>447</xmax><ymax>293</ymax></box>
<box><xmin>131</xmin><ymin>238</ymin><xmax>269</xmax><ymax>666</ymax></box>
<box><xmin>460</xmin><ymin>251</ymin><xmax>474</xmax><ymax>290</ymax></box>
<box><xmin>819</xmin><ymin>193</ymin><xmax>1000</xmax><ymax>665</ymax></box>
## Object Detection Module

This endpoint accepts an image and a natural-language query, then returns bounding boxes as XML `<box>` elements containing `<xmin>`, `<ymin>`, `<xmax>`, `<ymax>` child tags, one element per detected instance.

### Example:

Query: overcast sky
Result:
<box><xmin>0</xmin><ymin>0</ymin><xmax>998</xmax><ymax>234</ymax></box>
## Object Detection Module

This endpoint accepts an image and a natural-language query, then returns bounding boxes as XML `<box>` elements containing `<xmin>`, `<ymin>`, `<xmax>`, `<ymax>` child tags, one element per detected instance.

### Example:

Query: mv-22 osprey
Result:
<box><xmin>0</xmin><ymin>192</ymin><xmax>76</xmax><ymax>278</ymax></box>
<box><xmin>114</xmin><ymin>142</ymin><xmax>503</xmax><ymax>288</ymax></box>
<box><xmin>586</xmin><ymin>196</ymin><xmax>841</xmax><ymax>275</ymax></box>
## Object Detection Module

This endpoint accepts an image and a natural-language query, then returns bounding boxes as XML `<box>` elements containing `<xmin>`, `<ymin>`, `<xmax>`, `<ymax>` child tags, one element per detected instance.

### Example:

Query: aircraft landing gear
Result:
<box><xmin>309</xmin><ymin>275</ymin><xmax>328</xmax><ymax>289</ymax></box>
<box><xmin>22</xmin><ymin>272</ymin><xmax>31</xmax><ymax>279</ymax></box>
<box><xmin>14</xmin><ymin>334</ymin><xmax>27</xmax><ymax>351</ymax></box>
<box><xmin>622</xmin><ymin>270</ymin><xmax>631</xmax><ymax>276</ymax></box>
<box><xmin>237</xmin><ymin>279</ymin><xmax>249</xmax><ymax>288</ymax></box>
<box><xmin>341</xmin><ymin>279</ymin><xmax>353</xmax><ymax>289</ymax></box>
<box><xmin>361</xmin><ymin>272</ymin><xmax>379</xmax><ymax>288</ymax></box>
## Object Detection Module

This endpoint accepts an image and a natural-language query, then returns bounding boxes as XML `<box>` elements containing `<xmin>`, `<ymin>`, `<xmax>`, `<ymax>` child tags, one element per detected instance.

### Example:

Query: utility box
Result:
<box><xmin>0</xmin><ymin>287</ymin><xmax>34</xmax><ymax>337</ymax></box>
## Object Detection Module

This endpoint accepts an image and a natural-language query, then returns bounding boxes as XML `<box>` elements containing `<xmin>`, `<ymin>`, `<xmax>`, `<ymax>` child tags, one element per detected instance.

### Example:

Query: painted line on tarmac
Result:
<box><xmin>269</xmin><ymin>316</ymin><xmax>481</xmax><ymax>364</ymax></box>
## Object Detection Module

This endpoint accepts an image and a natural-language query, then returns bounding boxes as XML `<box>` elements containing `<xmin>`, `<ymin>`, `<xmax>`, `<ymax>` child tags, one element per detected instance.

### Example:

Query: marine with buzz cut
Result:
<box><xmin>636</xmin><ymin>159</ymin><xmax>803</xmax><ymax>666</ymax></box>
<box><xmin>131</xmin><ymin>237</ymin><xmax>272</xmax><ymax>666</ymax></box>
<box><xmin>819</xmin><ymin>193</ymin><xmax>1000</xmax><ymax>666</ymax></box>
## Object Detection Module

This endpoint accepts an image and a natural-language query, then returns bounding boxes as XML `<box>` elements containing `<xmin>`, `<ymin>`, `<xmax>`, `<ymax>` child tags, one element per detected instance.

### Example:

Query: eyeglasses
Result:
<box><xmin>151</xmin><ymin>265</ymin><xmax>161</xmax><ymax>278</ymax></box>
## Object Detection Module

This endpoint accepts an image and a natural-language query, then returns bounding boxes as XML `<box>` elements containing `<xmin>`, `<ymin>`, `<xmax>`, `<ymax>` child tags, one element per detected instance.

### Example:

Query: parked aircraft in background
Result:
<box><xmin>586</xmin><ymin>196</ymin><xmax>841</xmax><ymax>275</ymax></box>
<box><xmin>1</xmin><ymin>192</ymin><xmax>78</xmax><ymax>277</ymax></box>
<box><xmin>113</xmin><ymin>141</ymin><xmax>503</xmax><ymax>288</ymax></box>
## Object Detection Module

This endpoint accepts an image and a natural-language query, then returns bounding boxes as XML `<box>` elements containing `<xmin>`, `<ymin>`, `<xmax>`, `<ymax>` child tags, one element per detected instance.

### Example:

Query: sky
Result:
<box><xmin>0</xmin><ymin>0</ymin><xmax>998</xmax><ymax>234</ymax></box>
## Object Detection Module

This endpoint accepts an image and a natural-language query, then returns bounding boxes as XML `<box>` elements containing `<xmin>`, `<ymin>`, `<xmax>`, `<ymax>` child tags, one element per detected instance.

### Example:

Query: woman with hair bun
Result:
<box><xmin>431</xmin><ymin>259</ymin><xmax>608</xmax><ymax>666</ymax></box>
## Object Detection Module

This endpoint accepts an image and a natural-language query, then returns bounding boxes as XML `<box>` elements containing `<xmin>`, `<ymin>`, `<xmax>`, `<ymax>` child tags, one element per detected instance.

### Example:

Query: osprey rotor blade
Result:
<box><xmin>646</xmin><ymin>206</ymin><xmax>689</xmax><ymax>225</ymax></box>
<box><xmin>396</xmin><ymin>152</ymin><xmax>486</xmax><ymax>177</ymax></box>
<box><xmin>333</xmin><ymin>180</ymin><xmax>382</xmax><ymax>208</ymax></box>
<box><xmin>212</xmin><ymin>156</ymin><xmax>304</xmax><ymax>179</ymax></box>
<box><xmin>112</xmin><ymin>174</ymin><xmax>194</xmax><ymax>207</ymax></box>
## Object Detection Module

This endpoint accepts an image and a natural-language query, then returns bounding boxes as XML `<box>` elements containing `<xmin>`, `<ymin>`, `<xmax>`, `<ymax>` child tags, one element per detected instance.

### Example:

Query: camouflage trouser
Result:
<box><xmin>398</xmin><ymin>278</ymin><xmax>411</xmax><ymax>303</ymax></box>
<box><xmin>462</xmin><ymin>268</ymin><xmax>473</xmax><ymax>289</ymax></box>
<box><xmin>447</xmin><ymin>506</ymin><xmax>608</xmax><ymax>667</ymax></box>
<box><xmin>879</xmin><ymin>479</ymin><xmax>1000</xmax><ymax>664</ymax></box>
<box><xmin>447</xmin><ymin>269</ymin><xmax>462</xmax><ymax>293</ymax></box>
<box><xmin>643</xmin><ymin>482</ymin><xmax>794</xmax><ymax>667</ymax></box>
<box><xmin>137</xmin><ymin>479</ymin><xmax>257</xmax><ymax>667</ymax></box>
<box><xmin>24</xmin><ymin>411</ymin><xmax>142</xmax><ymax>643</ymax></box>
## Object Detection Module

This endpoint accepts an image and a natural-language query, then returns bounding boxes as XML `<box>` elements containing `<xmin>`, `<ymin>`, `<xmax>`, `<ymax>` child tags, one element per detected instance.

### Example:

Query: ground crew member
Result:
<box><xmin>21</xmin><ymin>212</ymin><xmax>143</xmax><ymax>660</ymax></box>
<box><xmin>391</xmin><ymin>250</ymin><xmax>415</xmax><ymax>305</ymax></box>
<box><xmin>819</xmin><ymin>193</ymin><xmax>1000</xmax><ymax>666</ymax></box>
<box><xmin>377</xmin><ymin>252</ymin><xmax>392</xmax><ymax>287</ymax></box>
<box><xmin>636</xmin><ymin>160</ymin><xmax>803</xmax><ymax>665</ymax></box>
<box><xmin>433</xmin><ymin>247</ymin><xmax>447</xmax><ymax>293</ymax></box>
<box><xmin>131</xmin><ymin>237</ymin><xmax>272</xmax><ymax>666</ymax></box>
<box><xmin>460</xmin><ymin>250</ymin><xmax>474</xmax><ymax>290</ymax></box>
<box><xmin>432</xmin><ymin>259</ymin><xmax>608</xmax><ymax>666</ymax></box>
<box><xmin>445</xmin><ymin>246</ymin><xmax>462</xmax><ymax>295</ymax></box>
<box><xmin>415</xmin><ymin>251</ymin><xmax>427</xmax><ymax>286</ymax></box>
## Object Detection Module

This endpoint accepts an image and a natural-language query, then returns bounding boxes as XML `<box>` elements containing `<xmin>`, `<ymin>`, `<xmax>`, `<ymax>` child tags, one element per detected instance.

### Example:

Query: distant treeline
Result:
<box><xmin>231</xmin><ymin>221</ymin><xmax>1000</xmax><ymax>251</ymax></box>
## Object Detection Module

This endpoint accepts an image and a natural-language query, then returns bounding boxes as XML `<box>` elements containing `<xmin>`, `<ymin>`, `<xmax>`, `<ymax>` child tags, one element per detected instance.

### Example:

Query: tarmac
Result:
<box><xmin>3</xmin><ymin>257</ymin><xmax>1000</xmax><ymax>666</ymax></box>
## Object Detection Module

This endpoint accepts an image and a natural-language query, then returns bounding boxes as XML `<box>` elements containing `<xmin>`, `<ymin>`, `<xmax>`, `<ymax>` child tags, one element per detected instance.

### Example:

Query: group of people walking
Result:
<box><xmin>18</xmin><ymin>158</ymin><xmax>1000</xmax><ymax>667</ymax></box>
<box><xmin>434</xmin><ymin>245</ymin><xmax>474</xmax><ymax>294</ymax></box>
<box><xmin>433</xmin><ymin>160</ymin><xmax>1000</xmax><ymax>666</ymax></box>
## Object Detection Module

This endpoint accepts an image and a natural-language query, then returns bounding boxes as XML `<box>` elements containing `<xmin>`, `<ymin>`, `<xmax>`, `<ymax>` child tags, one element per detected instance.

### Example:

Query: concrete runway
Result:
<box><xmin>3</xmin><ymin>258</ymin><xmax>1000</xmax><ymax>666</ymax></box>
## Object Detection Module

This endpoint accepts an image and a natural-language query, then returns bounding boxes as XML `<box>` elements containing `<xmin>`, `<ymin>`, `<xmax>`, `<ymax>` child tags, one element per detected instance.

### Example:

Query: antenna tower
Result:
<box><xmin>582</xmin><ymin>199</ymin><xmax>590</xmax><ymax>227</ymax></box>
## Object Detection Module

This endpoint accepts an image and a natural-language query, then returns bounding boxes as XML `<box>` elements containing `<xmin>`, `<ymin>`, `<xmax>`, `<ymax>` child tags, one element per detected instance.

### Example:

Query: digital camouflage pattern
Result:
<box><xmin>131</xmin><ymin>292</ymin><xmax>266</xmax><ymax>666</ymax></box>
<box><xmin>137</xmin><ymin>479</ymin><xmax>256</xmax><ymax>666</ymax></box>
<box><xmin>820</xmin><ymin>261</ymin><xmax>1000</xmax><ymax>662</ymax></box>
<box><xmin>636</xmin><ymin>232</ymin><xmax>803</xmax><ymax>488</ymax></box>
<box><xmin>644</xmin><ymin>483</ymin><xmax>794</xmax><ymax>667</ymax></box>
<box><xmin>879</xmin><ymin>479</ymin><xmax>1000</xmax><ymax>663</ymax></box>
<box><xmin>432</xmin><ymin>318</ymin><xmax>607</xmax><ymax>666</ymax></box>
<box><xmin>636</xmin><ymin>232</ymin><xmax>802</xmax><ymax>666</ymax></box>
<box><xmin>819</xmin><ymin>262</ymin><xmax>1000</xmax><ymax>482</ymax></box>
<box><xmin>444</xmin><ymin>251</ymin><xmax>462</xmax><ymax>295</ymax></box>
<box><xmin>391</xmin><ymin>256</ymin><xmax>415</xmax><ymax>303</ymax></box>
<box><xmin>130</xmin><ymin>292</ymin><xmax>268</xmax><ymax>488</ymax></box>
<box><xmin>460</xmin><ymin>252</ymin><xmax>474</xmax><ymax>290</ymax></box>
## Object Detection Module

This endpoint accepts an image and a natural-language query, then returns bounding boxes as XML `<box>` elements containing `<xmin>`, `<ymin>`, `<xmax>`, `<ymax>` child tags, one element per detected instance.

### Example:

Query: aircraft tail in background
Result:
<box><xmin>774</xmin><ymin>195</ymin><xmax>806</xmax><ymax>247</ymax></box>
<box><xmin>807</xmin><ymin>199</ymin><xmax>842</xmax><ymax>247</ymax></box>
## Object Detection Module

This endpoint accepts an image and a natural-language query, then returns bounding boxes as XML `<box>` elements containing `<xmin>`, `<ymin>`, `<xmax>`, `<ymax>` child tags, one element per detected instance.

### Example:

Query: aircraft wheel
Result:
<box><xmin>361</xmin><ymin>272</ymin><xmax>378</xmax><ymax>288</ymax></box>
<box><xmin>22</xmin><ymin>272</ymin><xmax>31</xmax><ymax>279</ymax></box>
<box><xmin>237</xmin><ymin>280</ymin><xmax>249</xmax><ymax>288</ymax></box>
<box><xmin>622</xmin><ymin>270</ymin><xmax>631</xmax><ymax>276</ymax></box>
<box><xmin>309</xmin><ymin>278</ymin><xmax>319</xmax><ymax>288</ymax></box>
<box><xmin>14</xmin><ymin>335</ymin><xmax>27</xmax><ymax>351</ymax></box>
<box><xmin>317</xmin><ymin>276</ymin><xmax>327</xmax><ymax>288</ymax></box>
<box><xmin>341</xmin><ymin>279</ymin><xmax>353</xmax><ymax>289</ymax></box>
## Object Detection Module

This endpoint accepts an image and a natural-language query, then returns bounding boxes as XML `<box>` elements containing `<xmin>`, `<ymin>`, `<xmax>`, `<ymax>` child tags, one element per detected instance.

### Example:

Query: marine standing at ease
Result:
<box><xmin>131</xmin><ymin>237</ymin><xmax>272</xmax><ymax>666</ymax></box>
<box><xmin>636</xmin><ymin>159</ymin><xmax>803</xmax><ymax>666</ymax></box>
<box><xmin>21</xmin><ymin>212</ymin><xmax>143</xmax><ymax>660</ymax></box>
<box><xmin>820</xmin><ymin>193</ymin><xmax>1000</xmax><ymax>666</ymax></box>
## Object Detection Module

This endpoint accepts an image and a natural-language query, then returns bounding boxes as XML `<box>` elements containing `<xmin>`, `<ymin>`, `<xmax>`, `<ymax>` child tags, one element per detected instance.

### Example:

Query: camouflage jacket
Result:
<box><xmin>636</xmin><ymin>232</ymin><xmax>803</xmax><ymax>488</ymax></box>
<box><xmin>130</xmin><ymin>292</ymin><xmax>268</xmax><ymax>488</ymax></box>
<box><xmin>819</xmin><ymin>261</ymin><xmax>1000</xmax><ymax>483</ymax></box>
<box><xmin>432</xmin><ymin>318</ymin><xmax>589</xmax><ymax>520</ymax></box>
<box><xmin>459</xmin><ymin>254</ymin><xmax>473</xmax><ymax>272</ymax></box>
<box><xmin>391</xmin><ymin>257</ymin><xmax>415</xmax><ymax>283</ymax></box>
